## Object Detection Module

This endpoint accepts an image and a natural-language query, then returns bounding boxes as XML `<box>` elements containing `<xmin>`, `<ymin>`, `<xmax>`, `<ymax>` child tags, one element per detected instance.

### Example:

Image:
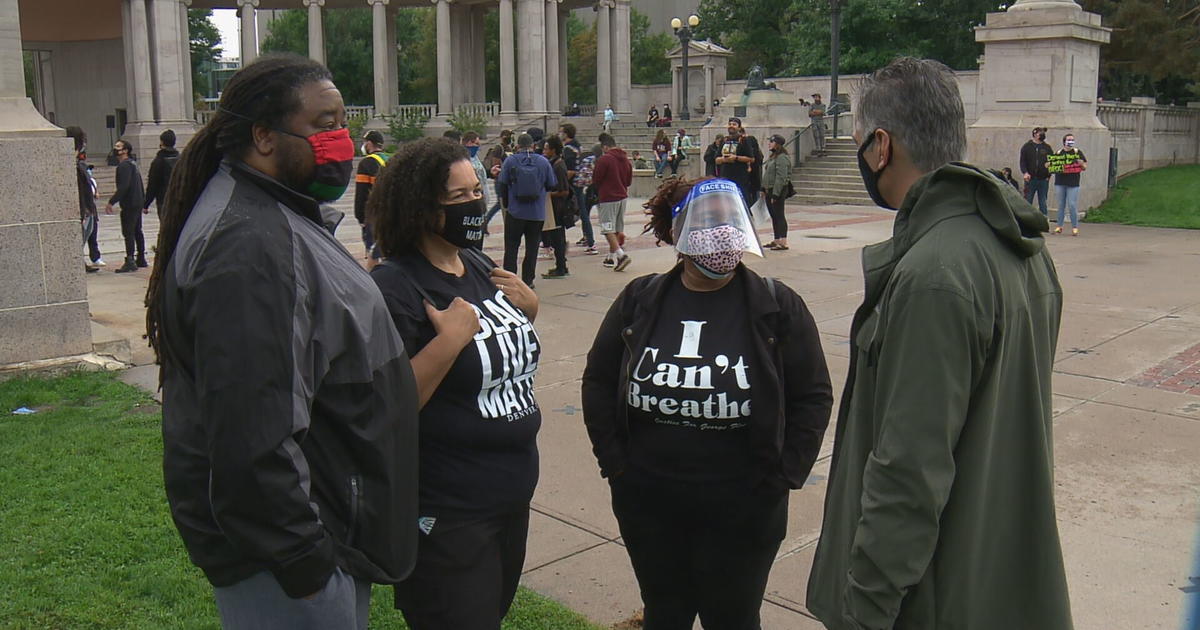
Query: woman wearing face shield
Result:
<box><xmin>581</xmin><ymin>177</ymin><xmax>833</xmax><ymax>630</ymax></box>
<box><xmin>368</xmin><ymin>137</ymin><xmax>542</xmax><ymax>629</ymax></box>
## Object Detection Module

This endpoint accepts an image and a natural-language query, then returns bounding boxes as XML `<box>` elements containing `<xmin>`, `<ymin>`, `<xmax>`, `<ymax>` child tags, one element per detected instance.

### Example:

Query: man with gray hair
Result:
<box><xmin>806</xmin><ymin>57</ymin><xmax>1072</xmax><ymax>630</ymax></box>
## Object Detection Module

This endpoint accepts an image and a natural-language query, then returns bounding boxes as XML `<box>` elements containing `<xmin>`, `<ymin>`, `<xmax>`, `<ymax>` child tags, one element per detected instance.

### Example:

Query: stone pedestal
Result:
<box><xmin>0</xmin><ymin>0</ymin><xmax>91</xmax><ymax>365</ymax></box>
<box><xmin>699</xmin><ymin>89</ymin><xmax>810</xmax><ymax>160</ymax></box>
<box><xmin>967</xmin><ymin>0</ymin><xmax>1112</xmax><ymax>211</ymax></box>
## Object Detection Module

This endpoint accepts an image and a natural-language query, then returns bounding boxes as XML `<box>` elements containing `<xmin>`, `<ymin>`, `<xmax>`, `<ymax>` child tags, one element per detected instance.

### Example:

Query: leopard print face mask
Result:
<box><xmin>684</xmin><ymin>225</ymin><xmax>745</xmax><ymax>277</ymax></box>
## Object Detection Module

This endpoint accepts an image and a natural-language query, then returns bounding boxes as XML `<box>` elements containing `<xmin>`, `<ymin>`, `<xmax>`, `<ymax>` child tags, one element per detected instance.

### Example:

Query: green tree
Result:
<box><xmin>187</xmin><ymin>9</ymin><xmax>222</xmax><ymax>98</ymax></box>
<box><xmin>566</xmin><ymin>13</ymin><xmax>596</xmax><ymax>104</ymax></box>
<box><xmin>259</xmin><ymin>8</ymin><xmax>435</xmax><ymax>107</ymax></box>
<box><xmin>631</xmin><ymin>9</ymin><xmax>674</xmax><ymax>84</ymax></box>
<box><xmin>1080</xmin><ymin>0</ymin><xmax>1200</xmax><ymax>103</ymax></box>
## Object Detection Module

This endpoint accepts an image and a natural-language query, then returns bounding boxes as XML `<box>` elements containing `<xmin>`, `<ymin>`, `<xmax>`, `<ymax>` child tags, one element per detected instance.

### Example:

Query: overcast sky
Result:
<box><xmin>212</xmin><ymin>9</ymin><xmax>240</xmax><ymax>60</ymax></box>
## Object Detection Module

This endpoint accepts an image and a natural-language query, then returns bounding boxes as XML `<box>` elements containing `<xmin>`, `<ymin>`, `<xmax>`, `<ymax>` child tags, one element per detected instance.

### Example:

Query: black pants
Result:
<box><xmin>87</xmin><ymin>214</ymin><xmax>101</xmax><ymax>262</ymax></box>
<box><xmin>765</xmin><ymin>193</ymin><xmax>788</xmax><ymax>240</ymax></box>
<box><xmin>119</xmin><ymin>207</ymin><xmax>145</xmax><ymax>261</ymax></box>
<box><xmin>393</xmin><ymin>508</ymin><xmax>530</xmax><ymax>630</ymax></box>
<box><xmin>545</xmin><ymin>226</ymin><xmax>567</xmax><ymax>273</ymax></box>
<box><xmin>503</xmin><ymin>213</ymin><xmax>543</xmax><ymax>286</ymax></box>
<box><xmin>610</xmin><ymin>476</ymin><xmax>788</xmax><ymax>630</ymax></box>
<box><xmin>669</xmin><ymin>154</ymin><xmax>684</xmax><ymax>175</ymax></box>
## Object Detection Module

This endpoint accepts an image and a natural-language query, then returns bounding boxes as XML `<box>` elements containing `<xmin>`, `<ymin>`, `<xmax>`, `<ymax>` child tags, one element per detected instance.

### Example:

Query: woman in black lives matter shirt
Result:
<box><xmin>368</xmin><ymin>137</ymin><xmax>541</xmax><ymax>630</ymax></box>
<box><xmin>581</xmin><ymin>177</ymin><xmax>834</xmax><ymax>630</ymax></box>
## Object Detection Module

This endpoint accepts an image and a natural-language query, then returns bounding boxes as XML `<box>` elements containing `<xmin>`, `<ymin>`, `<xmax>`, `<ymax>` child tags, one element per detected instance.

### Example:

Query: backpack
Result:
<box><xmin>510</xmin><ymin>153</ymin><xmax>545</xmax><ymax>203</ymax></box>
<box><xmin>574</xmin><ymin>155</ymin><xmax>596</xmax><ymax>189</ymax></box>
<box><xmin>366</xmin><ymin>152</ymin><xmax>389</xmax><ymax>168</ymax></box>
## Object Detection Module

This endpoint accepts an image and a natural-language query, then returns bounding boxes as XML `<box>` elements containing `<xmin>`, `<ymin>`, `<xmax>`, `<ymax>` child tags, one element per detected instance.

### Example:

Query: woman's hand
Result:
<box><xmin>425</xmin><ymin>297</ymin><xmax>479</xmax><ymax>350</ymax></box>
<box><xmin>491</xmin><ymin>268</ymin><xmax>539</xmax><ymax>321</ymax></box>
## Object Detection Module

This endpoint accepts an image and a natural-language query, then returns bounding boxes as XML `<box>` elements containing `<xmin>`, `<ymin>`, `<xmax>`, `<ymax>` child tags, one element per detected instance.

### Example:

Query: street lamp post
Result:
<box><xmin>830</xmin><ymin>0</ymin><xmax>842</xmax><ymax>138</ymax></box>
<box><xmin>671</xmin><ymin>14</ymin><xmax>700</xmax><ymax>121</ymax></box>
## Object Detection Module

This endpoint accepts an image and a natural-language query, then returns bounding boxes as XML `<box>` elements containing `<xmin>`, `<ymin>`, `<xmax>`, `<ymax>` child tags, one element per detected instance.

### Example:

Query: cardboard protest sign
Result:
<box><xmin>1047</xmin><ymin>152</ymin><xmax>1084</xmax><ymax>174</ymax></box>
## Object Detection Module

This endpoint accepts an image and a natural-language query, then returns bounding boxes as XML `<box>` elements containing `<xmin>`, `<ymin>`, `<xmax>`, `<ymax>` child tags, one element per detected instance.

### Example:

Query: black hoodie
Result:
<box><xmin>143</xmin><ymin>147</ymin><xmax>180</xmax><ymax>212</ymax></box>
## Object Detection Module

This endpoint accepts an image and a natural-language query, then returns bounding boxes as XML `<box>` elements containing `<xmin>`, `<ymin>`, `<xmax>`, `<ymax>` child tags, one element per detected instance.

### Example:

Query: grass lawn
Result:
<box><xmin>1085</xmin><ymin>164</ymin><xmax>1200</xmax><ymax>229</ymax></box>
<box><xmin>0</xmin><ymin>371</ymin><xmax>604</xmax><ymax>630</ymax></box>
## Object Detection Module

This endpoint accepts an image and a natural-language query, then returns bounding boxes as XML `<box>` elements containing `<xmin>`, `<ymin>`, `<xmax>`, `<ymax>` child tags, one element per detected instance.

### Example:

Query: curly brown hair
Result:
<box><xmin>642</xmin><ymin>176</ymin><xmax>715</xmax><ymax>245</ymax></box>
<box><xmin>369</xmin><ymin>137</ymin><xmax>469</xmax><ymax>258</ymax></box>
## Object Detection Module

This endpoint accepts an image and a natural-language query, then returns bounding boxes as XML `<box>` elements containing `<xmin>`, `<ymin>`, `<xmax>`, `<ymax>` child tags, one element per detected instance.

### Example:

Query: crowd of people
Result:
<box><xmin>63</xmin><ymin>49</ymin><xmax>1084</xmax><ymax>630</ymax></box>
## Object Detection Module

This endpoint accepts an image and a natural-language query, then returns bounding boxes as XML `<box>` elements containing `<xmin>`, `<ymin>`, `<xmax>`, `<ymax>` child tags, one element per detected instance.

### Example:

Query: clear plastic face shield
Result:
<box><xmin>671</xmin><ymin>179</ymin><xmax>764</xmax><ymax>276</ymax></box>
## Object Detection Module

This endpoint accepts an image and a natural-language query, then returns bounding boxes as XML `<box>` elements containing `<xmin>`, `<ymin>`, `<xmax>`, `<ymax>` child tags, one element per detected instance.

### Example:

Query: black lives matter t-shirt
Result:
<box><xmin>626</xmin><ymin>274</ymin><xmax>755</xmax><ymax>485</ymax></box>
<box><xmin>371</xmin><ymin>250</ymin><xmax>541</xmax><ymax>521</ymax></box>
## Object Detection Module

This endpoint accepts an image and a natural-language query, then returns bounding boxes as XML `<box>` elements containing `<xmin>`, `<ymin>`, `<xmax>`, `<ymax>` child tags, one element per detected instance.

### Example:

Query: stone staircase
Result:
<box><xmin>791</xmin><ymin>137</ymin><xmax>873</xmax><ymax>206</ymax></box>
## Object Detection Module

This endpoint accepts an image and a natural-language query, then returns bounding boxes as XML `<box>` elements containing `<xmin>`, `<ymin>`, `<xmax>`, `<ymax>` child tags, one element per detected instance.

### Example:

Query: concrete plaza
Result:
<box><xmin>90</xmin><ymin>195</ymin><xmax>1199</xmax><ymax>629</ymax></box>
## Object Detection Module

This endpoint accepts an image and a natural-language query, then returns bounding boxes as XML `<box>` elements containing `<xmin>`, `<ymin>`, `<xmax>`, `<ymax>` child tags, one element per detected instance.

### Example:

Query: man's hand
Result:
<box><xmin>104</xmin><ymin>203</ymin><xmax>114</xmax><ymax>215</ymax></box>
<box><xmin>490</xmin><ymin>164</ymin><xmax>502</xmax><ymax>178</ymax></box>
<box><xmin>425</xmin><ymin>297</ymin><xmax>480</xmax><ymax>351</ymax></box>
<box><xmin>1023</xmin><ymin>173</ymin><xmax>1031</xmax><ymax>182</ymax></box>
<box><xmin>491</xmin><ymin>268</ymin><xmax>538</xmax><ymax>321</ymax></box>
<box><xmin>143</xmin><ymin>206</ymin><xmax>150</xmax><ymax>215</ymax></box>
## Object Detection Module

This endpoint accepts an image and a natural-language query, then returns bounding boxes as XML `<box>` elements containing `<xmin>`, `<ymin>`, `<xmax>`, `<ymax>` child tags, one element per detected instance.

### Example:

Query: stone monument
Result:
<box><xmin>967</xmin><ymin>0</ymin><xmax>1113</xmax><ymax>211</ymax></box>
<box><xmin>0</xmin><ymin>0</ymin><xmax>92</xmax><ymax>366</ymax></box>
<box><xmin>702</xmin><ymin>65</ymin><xmax>811</xmax><ymax>163</ymax></box>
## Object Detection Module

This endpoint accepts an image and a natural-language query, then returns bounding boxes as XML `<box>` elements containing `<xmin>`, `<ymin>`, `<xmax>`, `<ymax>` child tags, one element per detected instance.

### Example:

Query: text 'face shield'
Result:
<box><xmin>671</xmin><ymin>178</ymin><xmax>764</xmax><ymax>258</ymax></box>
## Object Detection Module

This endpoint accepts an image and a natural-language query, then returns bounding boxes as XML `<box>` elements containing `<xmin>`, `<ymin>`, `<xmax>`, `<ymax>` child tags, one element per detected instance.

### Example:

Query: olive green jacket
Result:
<box><xmin>762</xmin><ymin>152</ymin><xmax>792</xmax><ymax>198</ymax></box>
<box><xmin>807</xmin><ymin>163</ymin><xmax>1072</xmax><ymax>630</ymax></box>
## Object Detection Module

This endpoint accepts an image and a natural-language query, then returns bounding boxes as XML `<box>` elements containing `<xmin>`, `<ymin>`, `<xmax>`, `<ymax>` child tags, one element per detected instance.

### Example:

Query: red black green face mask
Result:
<box><xmin>276</xmin><ymin>126</ymin><xmax>355</xmax><ymax>201</ymax></box>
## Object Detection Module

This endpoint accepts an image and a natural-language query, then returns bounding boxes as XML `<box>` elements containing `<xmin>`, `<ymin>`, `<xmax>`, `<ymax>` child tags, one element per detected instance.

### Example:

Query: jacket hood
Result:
<box><xmin>895</xmin><ymin>162</ymin><xmax>1048</xmax><ymax>259</ymax></box>
<box><xmin>604</xmin><ymin>148</ymin><xmax>629</xmax><ymax>163</ymax></box>
<box><xmin>156</xmin><ymin>147</ymin><xmax>180</xmax><ymax>158</ymax></box>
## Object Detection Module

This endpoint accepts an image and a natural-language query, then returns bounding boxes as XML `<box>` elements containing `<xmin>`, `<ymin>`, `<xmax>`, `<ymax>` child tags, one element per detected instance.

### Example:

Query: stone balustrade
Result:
<box><xmin>1099</xmin><ymin>101</ymin><xmax>1200</xmax><ymax>176</ymax></box>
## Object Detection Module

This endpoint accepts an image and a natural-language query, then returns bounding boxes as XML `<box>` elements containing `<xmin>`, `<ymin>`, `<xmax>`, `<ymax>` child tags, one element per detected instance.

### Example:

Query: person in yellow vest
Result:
<box><xmin>356</xmin><ymin>130</ymin><xmax>390</xmax><ymax>262</ymax></box>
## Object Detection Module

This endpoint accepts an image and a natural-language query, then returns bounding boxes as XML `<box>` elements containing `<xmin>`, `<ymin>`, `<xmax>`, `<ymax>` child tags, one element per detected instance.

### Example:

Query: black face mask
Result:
<box><xmin>440</xmin><ymin>198</ymin><xmax>486</xmax><ymax>249</ymax></box>
<box><xmin>857</xmin><ymin>130</ymin><xmax>895</xmax><ymax>211</ymax></box>
<box><xmin>1037</xmin><ymin>132</ymin><xmax>1046</xmax><ymax>141</ymax></box>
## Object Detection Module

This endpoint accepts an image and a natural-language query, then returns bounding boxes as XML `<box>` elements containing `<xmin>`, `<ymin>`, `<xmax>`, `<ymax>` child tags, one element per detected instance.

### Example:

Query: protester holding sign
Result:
<box><xmin>1051</xmin><ymin>134</ymin><xmax>1087</xmax><ymax>235</ymax></box>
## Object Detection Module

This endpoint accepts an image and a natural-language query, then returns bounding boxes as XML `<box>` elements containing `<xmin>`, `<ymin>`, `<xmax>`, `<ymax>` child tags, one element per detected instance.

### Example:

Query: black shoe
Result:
<box><xmin>85</xmin><ymin>265</ymin><xmax>99</xmax><ymax>274</ymax></box>
<box><xmin>136</xmin><ymin>256</ymin><xmax>148</xmax><ymax>268</ymax></box>
<box><xmin>115</xmin><ymin>259</ymin><xmax>138</xmax><ymax>273</ymax></box>
<box><xmin>542</xmin><ymin>268</ymin><xmax>570</xmax><ymax>279</ymax></box>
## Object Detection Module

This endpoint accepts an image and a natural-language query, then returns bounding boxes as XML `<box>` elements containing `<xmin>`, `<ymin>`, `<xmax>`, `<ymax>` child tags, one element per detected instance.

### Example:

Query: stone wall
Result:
<box><xmin>24</xmin><ymin>39</ymin><xmax>127</xmax><ymax>157</ymax></box>
<box><xmin>1100</xmin><ymin>102</ymin><xmax>1200</xmax><ymax>177</ymax></box>
<box><xmin>0</xmin><ymin>136</ymin><xmax>92</xmax><ymax>365</ymax></box>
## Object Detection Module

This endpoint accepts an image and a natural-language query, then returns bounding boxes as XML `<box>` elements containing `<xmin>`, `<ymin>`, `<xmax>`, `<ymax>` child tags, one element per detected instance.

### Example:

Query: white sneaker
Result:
<box><xmin>602</xmin><ymin>257</ymin><xmax>616</xmax><ymax>268</ymax></box>
<box><xmin>91</xmin><ymin>257</ymin><xmax>106</xmax><ymax>267</ymax></box>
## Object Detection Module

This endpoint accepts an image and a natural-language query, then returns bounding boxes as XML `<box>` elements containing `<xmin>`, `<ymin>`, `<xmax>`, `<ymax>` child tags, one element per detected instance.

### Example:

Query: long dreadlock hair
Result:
<box><xmin>144</xmin><ymin>54</ymin><xmax>332</xmax><ymax>370</ymax></box>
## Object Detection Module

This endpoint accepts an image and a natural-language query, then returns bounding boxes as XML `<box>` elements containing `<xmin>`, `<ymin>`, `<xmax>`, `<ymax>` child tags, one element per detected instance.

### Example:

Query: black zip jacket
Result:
<box><xmin>76</xmin><ymin>157</ymin><xmax>96</xmax><ymax>219</ymax></box>
<box><xmin>143</xmin><ymin>147</ymin><xmax>180</xmax><ymax>211</ymax></box>
<box><xmin>581</xmin><ymin>264</ymin><xmax>833</xmax><ymax>488</ymax></box>
<box><xmin>159</xmin><ymin>161</ymin><xmax>419</xmax><ymax>598</ymax></box>
<box><xmin>1019</xmin><ymin>140</ymin><xmax>1052</xmax><ymax>180</ymax></box>
<box><xmin>108</xmin><ymin>158</ymin><xmax>144</xmax><ymax>212</ymax></box>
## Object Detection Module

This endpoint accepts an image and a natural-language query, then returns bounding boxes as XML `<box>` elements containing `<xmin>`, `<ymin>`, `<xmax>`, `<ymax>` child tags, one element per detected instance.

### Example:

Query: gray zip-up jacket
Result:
<box><xmin>159</xmin><ymin>161</ymin><xmax>419</xmax><ymax>598</ymax></box>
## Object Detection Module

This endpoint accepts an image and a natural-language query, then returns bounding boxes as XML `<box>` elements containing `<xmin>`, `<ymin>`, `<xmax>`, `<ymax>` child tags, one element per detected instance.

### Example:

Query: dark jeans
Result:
<box><xmin>119</xmin><ymin>207</ymin><xmax>145</xmax><ymax>261</ymax></box>
<box><xmin>393</xmin><ymin>508</ymin><xmax>529</xmax><ymax>630</ymax></box>
<box><xmin>766</xmin><ymin>193</ymin><xmax>787</xmax><ymax>240</ymax></box>
<box><xmin>87</xmin><ymin>214</ymin><xmax>101</xmax><ymax>262</ymax></box>
<box><xmin>360</xmin><ymin>223</ymin><xmax>375</xmax><ymax>255</ymax></box>
<box><xmin>610</xmin><ymin>476</ymin><xmax>788</xmax><ymax>630</ymax></box>
<box><xmin>574</xmin><ymin>186</ymin><xmax>594</xmax><ymax>246</ymax></box>
<box><xmin>545</xmin><ymin>226</ymin><xmax>567</xmax><ymax>273</ymax></box>
<box><xmin>669</xmin><ymin>154</ymin><xmax>684</xmax><ymax>175</ymax></box>
<box><xmin>1024</xmin><ymin>177</ymin><xmax>1050</xmax><ymax>217</ymax></box>
<box><xmin>503</xmin><ymin>213</ymin><xmax>544</xmax><ymax>285</ymax></box>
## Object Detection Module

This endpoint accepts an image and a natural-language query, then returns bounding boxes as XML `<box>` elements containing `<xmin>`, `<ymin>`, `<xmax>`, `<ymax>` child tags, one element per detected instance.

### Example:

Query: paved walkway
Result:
<box><xmin>90</xmin><ymin>197</ymin><xmax>1199</xmax><ymax>629</ymax></box>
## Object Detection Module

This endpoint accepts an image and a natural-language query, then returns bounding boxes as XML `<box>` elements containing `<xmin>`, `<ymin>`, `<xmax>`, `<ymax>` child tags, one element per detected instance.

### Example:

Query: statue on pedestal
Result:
<box><xmin>743</xmin><ymin>65</ymin><xmax>777</xmax><ymax>94</ymax></box>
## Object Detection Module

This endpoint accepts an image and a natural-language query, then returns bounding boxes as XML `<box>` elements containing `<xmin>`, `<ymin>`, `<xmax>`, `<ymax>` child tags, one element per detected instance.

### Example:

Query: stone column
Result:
<box><xmin>543</xmin><ymin>0</ymin><xmax>559</xmax><ymax>115</ymax></box>
<box><xmin>967</xmin><ymin>0</ymin><xmax>1112</xmax><ymax>211</ymax></box>
<box><xmin>595</xmin><ymin>0</ymin><xmax>611</xmax><ymax>110</ymax></box>
<box><xmin>499</xmin><ymin>0</ymin><xmax>516</xmax><ymax>116</ymax></box>
<box><xmin>705</xmin><ymin>65</ymin><xmax>713</xmax><ymax>114</ymax></box>
<box><xmin>368</xmin><ymin>0</ymin><xmax>391</xmax><ymax>118</ymax></box>
<box><xmin>179</xmin><ymin>0</ymin><xmax>194</xmax><ymax>121</ymax></box>
<box><xmin>237</xmin><ymin>0</ymin><xmax>258</xmax><ymax>65</ymax></box>
<box><xmin>515</xmin><ymin>0</ymin><xmax>546</xmax><ymax>115</ymax></box>
<box><xmin>434</xmin><ymin>0</ymin><xmax>452</xmax><ymax>116</ymax></box>
<box><xmin>448</xmin><ymin>2</ymin><xmax>467</xmax><ymax>110</ymax></box>
<box><xmin>472</xmin><ymin>6</ymin><xmax>487</xmax><ymax>103</ymax></box>
<box><xmin>0</xmin><ymin>0</ymin><xmax>93</xmax><ymax>365</ymax></box>
<box><xmin>558</xmin><ymin>8</ymin><xmax>568</xmax><ymax>107</ymax></box>
<box><xmin>386</xmin><ymin>4</ymin><xmax>399</xmax><ymax>111</ymax></box>
<box><xmin>611</xmin><ymin>0</ymin><xmax>632</xmax><ymax>114</ymax></box>
<box><xmin>149</xmin><ymin>0</ymin><xmax>189</xmax><ymax>123</ymax></box>
<box><xmin>303</xmin><ymin>0</ymin><xmax>324</xmax><ymax>65</ymax></box>
<box><xmin>129</xmin><ymin>0</ymin><xmax>156</xmax><ymax>123</ymax></box>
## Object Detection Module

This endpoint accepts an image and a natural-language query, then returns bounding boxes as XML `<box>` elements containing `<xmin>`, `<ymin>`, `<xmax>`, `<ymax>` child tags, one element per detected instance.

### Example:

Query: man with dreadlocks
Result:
<box><xmin>145</xmin><ymin>54</ymin><xmax>420</xmax><ymax>629</ymax></box>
